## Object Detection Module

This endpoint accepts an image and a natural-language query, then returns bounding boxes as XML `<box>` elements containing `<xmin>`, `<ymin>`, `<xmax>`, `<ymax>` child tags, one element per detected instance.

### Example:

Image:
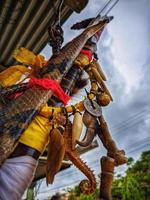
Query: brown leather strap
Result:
<box><xmin>9</xmin><ymin>143</ymin><xmax>41</xmax><ymax>160</ymax></box>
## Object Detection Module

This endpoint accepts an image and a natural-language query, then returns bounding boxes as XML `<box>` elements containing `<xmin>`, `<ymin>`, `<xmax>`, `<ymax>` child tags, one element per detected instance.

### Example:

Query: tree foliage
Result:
<box><xmin>112</xmin><ymin>150</ymin><xmax>150</xmax><ymax>200</ymax></box>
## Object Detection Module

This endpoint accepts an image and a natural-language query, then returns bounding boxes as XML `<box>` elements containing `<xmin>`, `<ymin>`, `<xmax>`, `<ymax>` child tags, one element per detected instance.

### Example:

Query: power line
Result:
<box><xmin>112</xmin><ymin>115</ymin><xmax>150</xmax><ymax>133</ymax></box>
<box><xmin>111</xmin><ymin>111</ymin><xmax>150</xmax><ymax>132</ymax></box>
<box><xmin>110</xmin><ymin>111</ymin><xmax>150</xmax><ymax>132</ymax></box>
<box><xmin>111</xmin><ymin>108</ymin><xmax>150</xmax><ymax>129</ymax></box>
<box><xmin>105</xmin><ymin>113</ymin><xmax>150</xmax><ymax>138</ymax></box>
<box><xmin>127</xmin><ymin>143</ymin><xmax>150</xmax><ymax>154</ymax></box>
<box><xmin>112</xmin><ymin>118</ymin><xmax>150</xmax><ymax>137</ymax></box>
<box><xmin>125</xmin><ymin>137</ymin><xmax>150</xmax><ymax>150</ymax></box>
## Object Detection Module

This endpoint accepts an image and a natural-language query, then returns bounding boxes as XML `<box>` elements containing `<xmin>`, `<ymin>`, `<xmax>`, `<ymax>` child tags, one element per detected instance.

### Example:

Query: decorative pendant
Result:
<box><xmin>83</xmin><ymin>98</ymin><xmax>102</xmax><ymax>117</ymax></box>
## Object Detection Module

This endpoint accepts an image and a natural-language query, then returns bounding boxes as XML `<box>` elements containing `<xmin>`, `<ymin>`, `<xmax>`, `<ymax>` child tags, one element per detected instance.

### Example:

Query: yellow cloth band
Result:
<box><xmin>19</xmin><ymin>115</ymin><xmax>51</xmax><ymax>153</ymax></box>
<box><xmin>0</xmin><ymin>65</ymin><xmax>31</xmax><ymax>87</ymax></box>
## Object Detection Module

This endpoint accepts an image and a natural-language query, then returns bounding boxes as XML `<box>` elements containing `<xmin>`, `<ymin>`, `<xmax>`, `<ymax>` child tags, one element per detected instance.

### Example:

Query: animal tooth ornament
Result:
<box><xmin>93</xmin><ymin>61</ymin><xmax>107</xmax><ymax>81</ymax></box>
<box><xmin>90</xmin><ymin>64</ymin><xmax>113</xmax><ymax>101</ymax></box>
<box><xmin>72</xmin><ymin>111</ymin><xmax>83</xmax><ymax>150</ymax></box>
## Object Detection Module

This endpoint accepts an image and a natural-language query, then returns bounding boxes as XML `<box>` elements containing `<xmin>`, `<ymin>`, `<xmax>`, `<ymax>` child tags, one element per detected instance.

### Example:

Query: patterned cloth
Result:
<box><xmin>0</xmin><ymin>156</ymin><xmax>37</xmax><ymax>200</ymax></box>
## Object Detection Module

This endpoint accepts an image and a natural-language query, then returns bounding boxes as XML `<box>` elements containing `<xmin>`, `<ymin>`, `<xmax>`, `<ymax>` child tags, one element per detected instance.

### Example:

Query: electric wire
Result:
<box><xmin>97</xmin><ymin>0</ymin><xmax>113</xmax><ymax>16</ymax></box>
<box><xmin>87</xmin><ymin>0</ymin><xmax>119</xmax><ymax>28</ymax></box>
<box><xmin>112</xmin><ymin>118</ymin><xmax>150</xmax><ymax>137</ymax></box>
<box><xmin>112</xmin><ymin>113</ymin><xmax>150</xmax><ymax>132</ymax></box>
<box><xmin>104</xmin><ymin>110</ymin><xmax>150</xmax><ymax>137</ymax></box>
<box><xmin>105</xmin><ymin>0</ymin><xmax>119</xmax><ymax>15</ymax></box>
<box><xmin>111</xmin><ymin>108</ymin><xmax>150</xmax><ymax>129</ymax></box>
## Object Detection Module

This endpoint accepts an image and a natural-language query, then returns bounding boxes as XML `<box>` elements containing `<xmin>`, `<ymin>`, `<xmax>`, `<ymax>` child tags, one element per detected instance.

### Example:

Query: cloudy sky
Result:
<box><xmin>38</xmin><ymin>0</ymin><xmax>150</xmax><ymax>198</ymax></box>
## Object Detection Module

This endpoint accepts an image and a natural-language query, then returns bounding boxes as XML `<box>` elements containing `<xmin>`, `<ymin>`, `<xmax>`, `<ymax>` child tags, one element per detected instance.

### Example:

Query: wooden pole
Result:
<box><xmin>99</xmin><ymin>156</ymin><xmax>115</xmax><ymax>200</ymax></box>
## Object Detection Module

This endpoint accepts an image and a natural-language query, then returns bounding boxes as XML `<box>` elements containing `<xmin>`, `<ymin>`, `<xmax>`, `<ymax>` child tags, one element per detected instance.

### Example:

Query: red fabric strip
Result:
<box><xmin>80</xmin><ymin>49</ymin><xmax>93</xmax><ymax>62</ymax></box>
<box><xmin>29</xmin><ymin>78</ymin><xmax>70</xmax><ymax>105</ymax></box>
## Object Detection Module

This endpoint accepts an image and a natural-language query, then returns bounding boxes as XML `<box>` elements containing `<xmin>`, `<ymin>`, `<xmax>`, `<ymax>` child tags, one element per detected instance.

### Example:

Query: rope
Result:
<box><xmin>48</xmin><ymin>0</ymin><xmax>64</xmax><ymax>55</ymax></box>
<box><xmin>52</xmin><ymin>0</ymin><xmax>64</xmax><ymax>26</ymax></box>
<box><xmin>57</xmin><ymin>0</ymin><xmax>64</xmax><ymax>26</ymax></box>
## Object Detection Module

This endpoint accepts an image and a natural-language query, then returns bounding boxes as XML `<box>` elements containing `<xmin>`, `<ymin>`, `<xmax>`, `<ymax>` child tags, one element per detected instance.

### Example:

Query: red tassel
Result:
<box><xmin>29</xmin><ymin>78</ymin><xmax>71</xmax><ymax>105</ymax></box>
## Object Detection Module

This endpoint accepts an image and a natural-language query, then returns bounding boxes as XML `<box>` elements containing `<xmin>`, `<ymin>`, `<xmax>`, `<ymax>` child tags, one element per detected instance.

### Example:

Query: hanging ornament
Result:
<box><xmin>83</xmin><ymin>98</ymin><xmax>102</xmax><ymax>117</ymax></box>
<box><xmin>97</xmin><ymin>92</ymin><xmax>111</xmax><ymax>106</ymax></box>
<box><xmin>72</xmin><ymin>110</ymin><xmax>83</xmax><ymax>150</ymax></box>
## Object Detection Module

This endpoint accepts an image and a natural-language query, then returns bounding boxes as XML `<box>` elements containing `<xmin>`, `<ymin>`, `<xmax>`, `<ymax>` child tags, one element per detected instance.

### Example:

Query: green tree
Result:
<box><xmin>121</xmin><ymin>174</ymin><xmax>144</xmax><ymax>200</ymax></box>
<box><xmin>127</xmin><ymin>151</ymin><xmax>150</xmax><ymax>199</ymax></box>
<box><xmin>112</xmin><ymin>177</ymin><xmax>123</xmax><ymax>200</ymax></box>
<box><xmin>112</xmin><ymin>150</ymin><xmax>150</xmax><ymax>200</ymax></box>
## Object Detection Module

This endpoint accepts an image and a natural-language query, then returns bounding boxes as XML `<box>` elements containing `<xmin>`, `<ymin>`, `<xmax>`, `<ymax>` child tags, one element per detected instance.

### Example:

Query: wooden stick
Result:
<box><xmin>99</xmin><ymin>156</ymin><xmax>115</xmax><ymax>200</ymax></box>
